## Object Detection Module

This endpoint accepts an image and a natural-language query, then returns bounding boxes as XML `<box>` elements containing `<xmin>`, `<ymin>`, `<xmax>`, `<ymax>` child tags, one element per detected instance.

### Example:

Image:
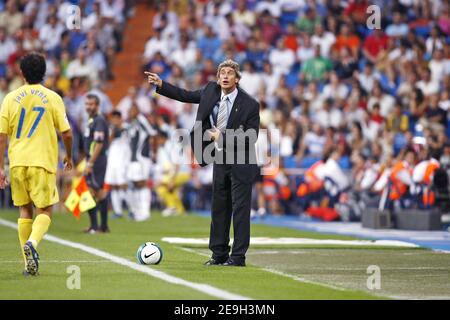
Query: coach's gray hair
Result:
<box><xmin>217</xmin><ymin>59</ymin><xmax>241</xmax><ymax>79</ymax></box>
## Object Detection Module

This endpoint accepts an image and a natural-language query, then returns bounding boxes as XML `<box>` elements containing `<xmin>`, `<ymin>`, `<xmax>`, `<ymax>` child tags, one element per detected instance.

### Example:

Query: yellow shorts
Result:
<box><xmin>10</xmin><ymin>166</ymin><xmax>59</xmax><ymax>208</ymax></box>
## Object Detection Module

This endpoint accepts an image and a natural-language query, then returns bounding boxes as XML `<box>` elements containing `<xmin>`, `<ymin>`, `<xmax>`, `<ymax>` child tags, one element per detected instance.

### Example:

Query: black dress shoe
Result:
<box><xmin>222</xmin><ymin>259</ymin><xmax>246</xmax><ymax>267</ymax></box>
<box><xmin>204</xmin><ymin>258</ymin><xmax>227</xmax><ymax>266</ymax></box>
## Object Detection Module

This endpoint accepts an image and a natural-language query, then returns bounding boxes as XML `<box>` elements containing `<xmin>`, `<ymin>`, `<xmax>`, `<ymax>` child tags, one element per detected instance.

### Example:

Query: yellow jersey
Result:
<box><xmin>0</xmin><ymin>84</ymin><xmax>71</xmax><ymax>173</ymax></box>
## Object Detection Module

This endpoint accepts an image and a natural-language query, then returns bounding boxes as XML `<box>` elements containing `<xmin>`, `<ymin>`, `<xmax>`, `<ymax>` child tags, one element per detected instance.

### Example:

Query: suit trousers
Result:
<box><xmin>210</xmin><ymin>163</ymin><xmax>252</xmax><ymax>263</ymax></box>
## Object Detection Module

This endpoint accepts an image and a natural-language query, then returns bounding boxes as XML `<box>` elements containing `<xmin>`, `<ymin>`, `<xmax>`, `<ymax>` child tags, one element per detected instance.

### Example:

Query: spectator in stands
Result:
<box><xmin>296</xmin><ymin>7</ymin><xmax>321</xmax><ymax>35</ymax></box>
<box><xmin>363</xmin><ymin>29</ymin><xmax>389</xmax><ymax>65</ymax></box>
<box><xmin>311</xmin><ymin>23</ymin><xmax>336</xmax><ymax>58</ymax></box>
<box><xmin>333</xmin><ymin>23</ymin><xmax>360</xmax><ymax>58</ymax></box>
<box><xmin>301</xmin><ymin>44</ymin><xmax>333</xmax><ymax>83</ymax></box>
<box><xmin>0</xmin><ymin>0</ymin><xmax>24</xmax><ymax>36</ymax></box>
<box><xmin>196</xmin><ymin>25</ymin><xmax>222</xmax><ymax>60</ymax></box>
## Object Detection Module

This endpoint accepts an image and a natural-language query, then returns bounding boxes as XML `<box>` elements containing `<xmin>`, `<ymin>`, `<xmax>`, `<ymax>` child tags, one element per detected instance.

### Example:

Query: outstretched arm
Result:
<box><xmin>145</xmin><ymin>72</ymin><xmax>203</xmax><ymax>104</ymax></box>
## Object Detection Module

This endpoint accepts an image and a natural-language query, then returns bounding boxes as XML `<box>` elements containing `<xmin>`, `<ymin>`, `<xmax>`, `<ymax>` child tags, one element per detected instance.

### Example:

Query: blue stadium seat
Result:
<box><xmin>393</xmin><ymin>133</ymin><xmax>407</xmax><ymax>155</ymax></box>
<box><xmin>279</xmin><ymin>11</ymin><xmax>298</xmax><ymax>30</ymax></box>
<box><xmin>338</xmin><ymin>156</ymin><xmax>351</xmax><ymax>169</ymax></box>
<box><xmin>413</xmin><ymin>26</ymin><xmax>431</xmax><ymax>39</ymax></box>
<box><xmin>447</xmin><ymin>119</ymin><xmax>450</xmax><ymax>139</ymax></box>
<box><xmin>283</xmin><ymin>156</ymin><xmax>298</xmax><ymax>169</ymax></box>
<box><xmin>0</xmin><ymin>63</ymin><xmax>6</xmax><ymax>78</ymax></box>
<box><xmin>300</xmin><ymin>157</ymin><xmax>320</xmax><ymax>168</ymax></box>
<box><xmin>285</xmin><ymin>72</ymin><xmax>298</xmax><ymax>88</ymax></box>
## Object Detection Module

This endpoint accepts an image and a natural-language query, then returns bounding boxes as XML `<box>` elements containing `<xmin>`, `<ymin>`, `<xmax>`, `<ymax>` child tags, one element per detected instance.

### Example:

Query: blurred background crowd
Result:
<box><xmin>0</xmin><ymin>0</ymin><xmax>449</xmax><ymax>221</ymax></box>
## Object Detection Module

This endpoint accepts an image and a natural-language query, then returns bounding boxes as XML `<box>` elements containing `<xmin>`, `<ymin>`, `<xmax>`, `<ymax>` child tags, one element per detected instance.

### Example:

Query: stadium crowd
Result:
<box><xmin>0</xmin><ymin>0</ymin><xmax>449</xmax><ymax>223</ymax></box>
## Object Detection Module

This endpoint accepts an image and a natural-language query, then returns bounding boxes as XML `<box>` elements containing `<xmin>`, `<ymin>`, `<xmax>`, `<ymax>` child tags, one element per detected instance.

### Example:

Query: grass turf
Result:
<box><xmin>0</xmin><ymin>209</ymin><xmax>383</xmax><ymax>300</ymax></box>
<box><xmin>1</xmin><ymin>208</ymin><xmax>447</xmax><ymax>300</ymax></box>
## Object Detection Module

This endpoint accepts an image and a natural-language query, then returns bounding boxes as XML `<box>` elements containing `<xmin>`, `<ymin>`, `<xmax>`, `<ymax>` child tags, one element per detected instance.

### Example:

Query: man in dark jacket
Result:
<box><xmin>146</xmin><ymin>59</ymin><xmax>260</xmax><ymax>266</ymax></box>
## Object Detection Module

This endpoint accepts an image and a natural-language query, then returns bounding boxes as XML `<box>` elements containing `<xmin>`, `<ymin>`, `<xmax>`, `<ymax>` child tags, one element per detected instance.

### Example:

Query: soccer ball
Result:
<box><xmin>136</xmin><ymin>242</ymin><xmax>163</xmax><ymax>265</ymax></box>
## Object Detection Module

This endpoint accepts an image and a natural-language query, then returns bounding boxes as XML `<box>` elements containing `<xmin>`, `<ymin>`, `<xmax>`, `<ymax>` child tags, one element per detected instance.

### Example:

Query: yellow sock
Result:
<box><xmin>18</xmin><ymin>218</ymin><xmax>33</xmax><ymax>268</ymax></box>
<box><xmin>29</xmin><ymin>214</ymin><xmax>51</xmax><ymax>248</ymax></box>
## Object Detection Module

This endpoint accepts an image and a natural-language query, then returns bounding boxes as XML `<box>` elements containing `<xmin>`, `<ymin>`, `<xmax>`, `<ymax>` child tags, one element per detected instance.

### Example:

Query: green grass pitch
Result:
<box><xmin>0</xmin><ymin>209</ymin><xmax>449</xmax><ymax>300</ymax></box>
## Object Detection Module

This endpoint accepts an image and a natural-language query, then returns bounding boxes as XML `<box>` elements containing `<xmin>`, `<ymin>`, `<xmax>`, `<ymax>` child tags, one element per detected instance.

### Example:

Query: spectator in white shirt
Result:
<box><xmin>320</xmin><ymin>71</ymin><xmax>349</xmax><ymax>101</ymax></box>
<box><xmin>39</xmin><ymin>15</ymin><xmax>64</xmax><ymax>53</ymax></box>
<box><xmin>152</xmin><ymin>1</ymin><xmax>179</xmax><ymax>31</ymax></box>
<box><xmin>82</xmin><ymin>1</ymin><xmax>100</xmax><ymax>32</ymax></box>
<box><xmin>428</xmin><ymin>49</ymin><xmax>448</xmax><ymax>84</ymax></box>
<box><xmin>385</xmin><ymin>11</ymin><xmax>409</xmax><ymax>38</ymax></box>
<box><xmin>66</xmin><ymin>48</ymin><xmax>99</xmax><ymax>84</ymax></box>
<box><xmin>99</xmin><ymin>0</ymin><xmax>125</xmax><ymax>24</ymax></box>
<box><xmin>416</xmin><ymin>67</ymin><xmax>440</xmax><ymax>97</ymax></box>
<box><xmin>311</xmin><ymin>24</ymin><xmax>336</xmax><ymax>58</ymax></box>
<box><xmin>233</xmin><ymin>0</ymin><xmax>256</xmax><ymax>28</ymax></box>
<box><xmin>425</xmin><ymin>26</ymin><xmax>444</xmax><ymax>56</ymax></box>
<box><xmin>170</xmin><ymin>35</ymin><xmax>197</xmax><ymax>71</ymax></box>
<box><xmin>143</xmin><ymin>28</ymin><xmax>170</xmax><ymax>62</ymax></box>
<box><xmin>367</xmin><ymin>82</ymin><xmax>396</xmax><ymax>118</ymax></box>
<box><xmin>298</xmin><ymin>123</ymin><xmax>326</xmax><ymax>159</ymax></box>
<box><xmin>117</xmin><ymin>86</ymin><xmax>152</xmax><ymax>118</ymax></box>
<box><xmin>269</xmin><ymin>38</ymin><xmax>295</xmax><ymax>75</ymax></box>
<box><xmin>356</xmin><ymin>63</ymin><xmax>380</xmax><ymax>94</ymax></box>
<box><xmin>255</xmin><ymin>0</ymin><xmax>282</xmax><ymax>17</ymax></box>
<box><xmin>239</xmin><ymin>61</ymin><xmax>264</xmax><ymax>97</ymax></box>
<box><xmin>0</xmin><ymin>27</ymin><xmax>16</xmax><ymax>64</ymax></box>
<box><xmin>297</xmin><ymin>34</ymin><xmax>315</xmax><ymax>63</ymax></box>
<box><xmin>204</xmin><ymin>2</ymin><xmax>230</xmax><ymax>40</ymax></box>
<box><xmin>314</xmin><ymin>98</ymin><xmax>344</xmax><ymax>129</ymax></box>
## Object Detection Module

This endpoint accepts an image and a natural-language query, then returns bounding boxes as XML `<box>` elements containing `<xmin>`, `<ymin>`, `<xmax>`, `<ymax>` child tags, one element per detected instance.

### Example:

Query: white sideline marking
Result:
<box><xmin>162</xmin><ymin>237</ymin><xmax>419</xmax><ymax>248</ymax></box>
<box><xmin>0</xmin><ymin>260</ymin><xmax>111</xmax><ymax>264</ymax></box>
<box><xmin>178</xmin><ymin>248</ymin><xmax>372</xmax><ymax>296</ymax></box>
<box><xmin>0</xmin><ymin>218</ymin><xmax>250</xmax><ymax>300</ymax></box>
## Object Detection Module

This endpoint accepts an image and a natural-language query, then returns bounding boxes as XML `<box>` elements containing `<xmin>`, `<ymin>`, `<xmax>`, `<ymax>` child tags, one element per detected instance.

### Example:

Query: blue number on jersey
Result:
<box><xmin>16</xmin><ymin>106</ymin><xmax>46</xmax><ymax>139</ymax></box>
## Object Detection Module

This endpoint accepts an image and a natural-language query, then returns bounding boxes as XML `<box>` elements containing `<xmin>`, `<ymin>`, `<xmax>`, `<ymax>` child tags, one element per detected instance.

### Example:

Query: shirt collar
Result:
<box><xmin>220</xmin><ymin>87</ymin><xmax>238</xmax><ymax>105</ymax></box>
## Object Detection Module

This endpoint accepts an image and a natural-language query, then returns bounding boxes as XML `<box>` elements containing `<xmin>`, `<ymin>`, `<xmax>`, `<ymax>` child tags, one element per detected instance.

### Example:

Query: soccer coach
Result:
<box><xmin>146</xmin><ymin>60</ymin><xmax>260</xmax><ymax>266</ymax></box>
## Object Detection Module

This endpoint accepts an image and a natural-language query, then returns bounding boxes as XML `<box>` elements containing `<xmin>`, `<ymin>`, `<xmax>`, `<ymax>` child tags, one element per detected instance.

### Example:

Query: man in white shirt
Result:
<box><xmin>66</xmin><ymin>48</ymin><xmax>99</xmax><ymax>84</ymax></box>
<box><xmin>143</xmin><ymin>28</ymin><xmax>170</xmax><ymax>62</ymax></box>
<box><xmin>116</xmin><ymin>86</ymin><xmax>152</xmax><ymax>118</ymax></box>
<box><xmin>269</xmin><ymin>38</ymin><xmax>295</xmax><ymax>76</ymax></box>
<box><xmin>0</xmin><ymin>27</ymin><xmax>16</xmax><ymax>64</ymax></box>
<box><xmin>311</xmin><ymin>24</ymin><xmax>336</xmax><ymax>58</ymax></box>
<box><xmin>170</xmin><ymin>36</ymin><xmax>197</xmax><ymax>70</ymax></box>
<box><xmin>239</xmin><ymin>61</ymin><xmax>264</xmax><ymax>98</ymax></box>
<box><xmin>39</xmin><ymin>15</ymin><xmax>64</xmax><ymax>53</ymax></box>
<box><xmin>416</xmin><ymin>68</ymin><xmax>440</xmax><ymax>97</ymax></box>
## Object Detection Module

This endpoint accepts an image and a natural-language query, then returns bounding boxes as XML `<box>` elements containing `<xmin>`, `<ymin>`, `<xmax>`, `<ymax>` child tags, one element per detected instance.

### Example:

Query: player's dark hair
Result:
<box><xmin>86</xmin><ymin>93</ymin><xmax>100</xmax><ymax>106</ymax></box>
<box><xmin>20</xmin><ymin>52</ymin><xmax>46</xmax><ymax>84</ymax></box>
<box><xmin>111</xmin><ymin>110</ymin><xmax>122</xmax><ymax>118</ymax></box>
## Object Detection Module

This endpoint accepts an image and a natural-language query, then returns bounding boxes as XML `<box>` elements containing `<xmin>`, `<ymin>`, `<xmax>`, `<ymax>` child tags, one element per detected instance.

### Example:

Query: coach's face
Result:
<box><xmin>218</xmin><ymin>66</ymin><xmax>239</xmax><ymax>93</ymax></box>
<box><xmin>85</xmin><ymin>97</ymin><xmax>99</xmax><ymax>118</ymax></box>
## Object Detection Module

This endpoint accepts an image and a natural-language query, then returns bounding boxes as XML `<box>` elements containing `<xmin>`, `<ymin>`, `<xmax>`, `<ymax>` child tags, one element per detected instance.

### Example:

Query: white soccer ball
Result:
<box><xmin>136</xmin><ymin>242</ymin><xmax>163</xmax><ymax>265</ymax></box>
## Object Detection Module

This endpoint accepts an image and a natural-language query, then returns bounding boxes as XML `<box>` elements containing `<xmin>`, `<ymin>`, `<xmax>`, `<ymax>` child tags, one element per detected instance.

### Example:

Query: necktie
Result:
<box><xmin>216</xmin><ymin>96</ymin><xmax>229</xmax><ymax>132</ymax></box>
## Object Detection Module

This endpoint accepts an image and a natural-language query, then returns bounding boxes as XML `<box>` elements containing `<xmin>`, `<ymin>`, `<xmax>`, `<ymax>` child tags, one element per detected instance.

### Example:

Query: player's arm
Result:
<box><xmin>53</xmin><ymin>94</ymin><xmax>73</xmax><ymax>171</ymax></box>
<box><xmin>61</xmin><ymin>129</ymin><xmax>73</xmax><ymax>171</ymax></box>
<box><xmin>0</xmin><ymin>133</ymin><xmax>8</xmax><ymax>189</ymax></box>
<box><xmin>0</xmin><ymin>97</ymin><xmax>10</xmax><ymax>188</ymax></box>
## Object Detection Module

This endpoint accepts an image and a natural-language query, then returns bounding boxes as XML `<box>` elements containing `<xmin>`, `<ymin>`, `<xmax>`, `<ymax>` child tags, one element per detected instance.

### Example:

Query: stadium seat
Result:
<box><xmin>283</xmin><ymin>155</ymin><xmax>298</xmax><ymax>169</ymax></box>
<box><xmin>0</xmin><ymin>63</ymin><xmax>6</xmax><ymax>78</ymax></box>
<box><xmin>279</xmin><ymin>10</ymin><xmax>298</xmax><ymax>30</ymax></box>
<box><xmin>338</xmin><ymin>156</ymin><xmax>351</xmax><ymax>170</ymax></box>
<box><xmin>285</xmin><ymin>72</ymin><xmax>299</xmax><ymax>88</ymax></box>
<box><xmin>300</xmin><ymin>157</ymin><xmax>320</xmax><ymax>168</ymax></box>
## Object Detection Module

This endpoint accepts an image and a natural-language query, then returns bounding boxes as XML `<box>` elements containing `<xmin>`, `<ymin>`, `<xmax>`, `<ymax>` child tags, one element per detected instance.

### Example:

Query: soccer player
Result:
<box><xmin>104</xmin><ymin>110</ymin><xmax>132</xmax><ymax>218</ymax></box>
<box><xmin>0</xmin><ymin>52</ymin><xmax>73</xmax><ymax>276</ymax></box>
<box><xmin>155</xmin><ymin>129</ymin><xmax>191</xmax><ymax>216</ymax></box>
<box><xmin>126</xmin><ymin>104</ymin><xmax>155</xmax><ymax>221</ymax></box>
<box><xmin>83</xmin><ymin>93</ymin><xmax>110</xmax><ymax>233</ymax></box>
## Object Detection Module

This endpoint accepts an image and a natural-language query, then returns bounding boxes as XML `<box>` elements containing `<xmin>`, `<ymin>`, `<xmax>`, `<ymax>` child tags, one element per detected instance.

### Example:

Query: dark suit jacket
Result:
<box><xmin>156</xmin><ymin>81</ymin><xmax>260</xmax><ymax>184</ymax></box>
